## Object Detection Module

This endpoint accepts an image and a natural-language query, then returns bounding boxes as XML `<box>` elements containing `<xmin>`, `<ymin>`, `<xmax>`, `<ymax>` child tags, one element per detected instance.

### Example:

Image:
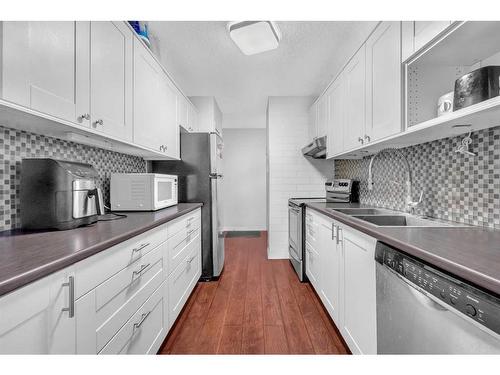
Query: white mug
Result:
<box><xmin>437</xmin><ymin>92</ymin><xmax>454</xmax><ymax>116</ymax></box>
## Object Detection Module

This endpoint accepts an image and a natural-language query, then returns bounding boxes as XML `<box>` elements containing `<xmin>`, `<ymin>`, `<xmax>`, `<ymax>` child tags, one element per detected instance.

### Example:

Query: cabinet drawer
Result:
<box><xmin>99</xmin><ymin>281</ymin><xmax>166</xmax><ymax>354</ymax></box>
<box><xmin>167</xmin><ymin>227</ymin><xmax>201</xmax><ymax>275</ymax></box>
<box><xmin>168</xmin><ymin>244</ymin><xmax>201</xmax><ymax>326</ymax></box>
<box><xmin>305</xmin><ymin>221</ymin><xmax>318</xmax><ymax>246</ymax></box>
<box><xmin>167</xmin><ymin>209</ymin><xmax>201</xmax><ymax>239</ymax></box>
<box><xmin>75</xmin><ymin>246</ymin><xmax>165</xmax><ymax>353</ymax></box>
<box><xmin>75</xmin><ymin>223</ymin><xmax>167</xmax><ymax>298</ymax></box>
<box><xmin>94</xmin><ymin>243</ymin><xmax>164</xmax><ymax>313</ymax></box>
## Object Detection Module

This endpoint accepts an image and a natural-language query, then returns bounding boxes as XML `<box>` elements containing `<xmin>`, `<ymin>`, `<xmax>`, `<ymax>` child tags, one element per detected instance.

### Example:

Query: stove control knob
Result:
<box><xmin>440</xmin><ymin>290</ymin><xmax>446</xmax><ymax>299</ymax></box>
<box><xmin>465</xmin><ymin>304</ymin><xmax>477</xmax><ymax>317</ymax></box>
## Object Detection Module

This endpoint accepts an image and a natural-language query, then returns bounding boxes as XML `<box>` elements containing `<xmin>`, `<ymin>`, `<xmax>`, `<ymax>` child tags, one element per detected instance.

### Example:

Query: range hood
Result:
<box><xmin>301</xmin><ymin>136</ymin><xmax>327</xmax><ymax>159</ymax></box>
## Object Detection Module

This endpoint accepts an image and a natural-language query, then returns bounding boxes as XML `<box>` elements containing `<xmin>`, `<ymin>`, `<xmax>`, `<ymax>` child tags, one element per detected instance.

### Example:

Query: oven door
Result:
<box><xmin>288</xmin><ymin>204</ymin><xmax>302</xmax><ymax>259</ymax></box>
<box><xmin>154</xmin><ymin>175</ymin><xmax>178</xmax><ymax>209</ymax></box>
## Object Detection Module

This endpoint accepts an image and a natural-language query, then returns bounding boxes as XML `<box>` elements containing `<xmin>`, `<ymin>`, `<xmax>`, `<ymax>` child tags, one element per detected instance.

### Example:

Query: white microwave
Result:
<box><xmin>110</xmin><ymin>173</ymin><xmax>178</xmax><ymax>211</ymax></box>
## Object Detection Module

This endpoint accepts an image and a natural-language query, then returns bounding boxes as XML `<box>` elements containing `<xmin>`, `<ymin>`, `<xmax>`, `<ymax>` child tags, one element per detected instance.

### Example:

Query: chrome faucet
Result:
<box><xmin>367</xmin><ymin>148</ymin><xmax>422</xmax><ymax>213</ymax></box>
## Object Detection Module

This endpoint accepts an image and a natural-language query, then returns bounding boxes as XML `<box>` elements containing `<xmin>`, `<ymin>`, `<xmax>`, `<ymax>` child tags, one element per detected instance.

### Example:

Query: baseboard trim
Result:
<box><xmin>222</xmin><ymin>226</ymin><xmax>266</xmax><ymax>232</ymax></box>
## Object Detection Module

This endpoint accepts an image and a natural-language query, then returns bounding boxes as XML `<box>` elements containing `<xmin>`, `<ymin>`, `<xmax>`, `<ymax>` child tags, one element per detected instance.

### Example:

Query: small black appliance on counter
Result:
<box><xmin>453</xmin><ymin>65</ymin><xmax>500</xmax><ymax>111</ymax></box>
<box><xmin>20</xmin><ymin>159</ymin><xmax>104</xmax><ymax>230</ymax></box>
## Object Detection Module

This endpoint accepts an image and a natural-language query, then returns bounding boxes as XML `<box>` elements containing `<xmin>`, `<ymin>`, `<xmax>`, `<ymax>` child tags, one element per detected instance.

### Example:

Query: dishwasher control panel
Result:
<box><xmin>375</xmin><ymin>242</ymin><xmax>500</xmax><ymax>336</ymax></box>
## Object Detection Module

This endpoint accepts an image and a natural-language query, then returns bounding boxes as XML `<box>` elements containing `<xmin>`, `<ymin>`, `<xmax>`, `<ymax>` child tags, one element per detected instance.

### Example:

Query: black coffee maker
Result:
<box><xmin>20</xmin><ymin>159</ymin><xmax>104</xmax><ymax>230</ymax></box>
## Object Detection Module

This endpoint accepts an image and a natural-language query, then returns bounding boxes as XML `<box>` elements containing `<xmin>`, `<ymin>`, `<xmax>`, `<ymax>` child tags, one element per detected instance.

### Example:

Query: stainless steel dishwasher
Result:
<box><xmin>375</xmin><ymin>242</ymin><xmax>500</xmax><ymax>354</ymax></box>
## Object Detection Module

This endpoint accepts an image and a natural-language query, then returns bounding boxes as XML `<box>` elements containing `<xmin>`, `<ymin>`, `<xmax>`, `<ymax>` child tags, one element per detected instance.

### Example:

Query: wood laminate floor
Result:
<box><xmin>159</xmin><ymin>231</ymin><xmax>349</xmax><ymax>354</ymax></box>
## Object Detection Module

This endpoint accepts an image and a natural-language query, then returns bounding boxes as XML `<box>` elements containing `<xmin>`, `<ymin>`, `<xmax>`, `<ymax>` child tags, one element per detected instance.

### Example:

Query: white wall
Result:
<box><xmin>221</xmin><ymin>128</ymin><xmax>267</xmax><ymax>231</ymax></box>
<box><xmin>267</xmin><ymin>97</ymin><xmax>331</xmax><ymax>259</ymax></box>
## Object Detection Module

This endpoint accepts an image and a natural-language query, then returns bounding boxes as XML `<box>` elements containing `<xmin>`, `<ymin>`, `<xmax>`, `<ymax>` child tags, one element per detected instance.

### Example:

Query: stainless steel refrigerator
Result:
<box><xmin>151</xmin><ymin>128</ymin><xmax>224</xmax><ymax>280</ymax></box>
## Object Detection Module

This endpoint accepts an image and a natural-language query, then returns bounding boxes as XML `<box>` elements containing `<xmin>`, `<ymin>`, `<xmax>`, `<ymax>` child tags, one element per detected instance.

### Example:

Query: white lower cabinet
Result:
<box><xmin>306</xmin><ymin>208</ymin><xmax>377</xmax><ymax>354</ymax></box>
<box><xmin>339</xmin><ymin>224</ymin><xmax>377</xmax><ymax>354</ymax></box>
<box><xmin>318</xmin><ymin>219</ymin><xmax>341</xmax><ymax>324</ymax></box>
<box><xmin>0</xmin><ymin>267</ymin><xmax>76</xmax><ymax>354</ymax></box>
<box><xmin>0</xmin><ymin>209</ymin><xmax>202</xmax><ymax>354</ymax></box>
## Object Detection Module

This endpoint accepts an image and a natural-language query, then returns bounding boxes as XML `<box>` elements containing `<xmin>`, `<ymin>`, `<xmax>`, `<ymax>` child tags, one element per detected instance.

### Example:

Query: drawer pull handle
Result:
<box><xmin>187</xmin><ymin>229</ymin><xmax>196</xmax><ymax>236</ymax></box>
<box><xmin>133</xmin><ymin>263</ymin><xmax>150</xmax><ymax>277</ymax></box>
<box><xmin>187</xmin><ymin>255</ymin><xmax>196</xmax><ymax>264</ymax></box>
<box><xmin>61</xmin><ymin>276</ymin><xmax>75</xmax><ymax>318</ymax></box>
<box><xmin>132</xmin><ymin>242</ymin><xmax>150</xmax><ymax>253</ymax></box>
<box><xmin>133</xmin><ymin>311</ymin><xmax>151</xmax><ymax>329</ymax></box>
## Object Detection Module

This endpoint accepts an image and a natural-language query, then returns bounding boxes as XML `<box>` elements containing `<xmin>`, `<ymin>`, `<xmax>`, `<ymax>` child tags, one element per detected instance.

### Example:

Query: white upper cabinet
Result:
<box><xmin>316</xmin><ymin>95</ymin><xmax>328</xmax><ymax>138</ymax></box>
<box><xmin>133</xmin><ymin>38</ymin><xmax>177</xmax><ymax>158</ymax></box>
<box><xmin>343</xmin><ymin>45</ymin><xmax>366</xmax><ymax>151</ymax></box>
<box><xmin>89</xmin><ymin>21</ymin><xmax>133</xmax><ymax>141</ymax></box>
<box><xmin>0</xmin><ymin>267</ymin><xmax>76</xmax><ymax>354</ymax></box>
<box><xmin>308</xmin><ymin>102</ymin><xmax>318</xmax><ymax>141</ymax></box>
<box><xmin>189</xmin><ymin>96</ymin><xmax>223</xmax><ymax>135</ymax></box>
<box><xmin>402</xmin><ymin>21</ymin><xmax>452</xmax><ymax>62</ymax></box>
<box><xmin>187</xmin><ymin>104</ymin><xmax>199</xmax><ymax>132</ymax></box>
<box><xmin>176</xmin><ymin>93</ymin><xmax>189</xmax><ymax>130</ymax></box>
<box><xmin>1</xmin><ymin>22</ymin><xmax>86</xmax><ymax>124</ymax></box>
<box><xmin>326</xmin><ymin>74</ymin><xmax>345</xmax><ymax>158</ymax></box>
<box><xmin>365</xmin><ymin>21</ymin><xmax>402</xmax><ymax>142</ymax></box>
<box><xmin>163</xmin><ymin>79</ymin><xmax>180</xmax><ymax>159</ymax></box>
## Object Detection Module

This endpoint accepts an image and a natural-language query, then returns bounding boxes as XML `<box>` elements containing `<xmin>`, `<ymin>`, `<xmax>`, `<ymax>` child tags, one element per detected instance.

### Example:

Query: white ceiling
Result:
<box><xmin>148</xmin><ymin>21</ymin><xmax>378</xmax><ymax>127</ymax></box>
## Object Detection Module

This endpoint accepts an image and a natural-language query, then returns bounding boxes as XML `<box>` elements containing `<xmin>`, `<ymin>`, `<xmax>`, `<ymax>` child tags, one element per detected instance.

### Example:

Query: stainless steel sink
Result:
<box><xmin>333</xmin><ymin>208</ymin><xmax>394</xmax><ymax>215</ymax></box>
<box><xmin>351</xmin><ymin>215</ymin><xmax>454</xmax><ymax>227</ymax></box>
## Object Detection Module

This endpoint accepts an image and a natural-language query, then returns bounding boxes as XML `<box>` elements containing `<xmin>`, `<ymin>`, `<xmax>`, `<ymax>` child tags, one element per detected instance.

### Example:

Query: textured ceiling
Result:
<box><xmin>148</xmin><ymin>21</ymin><xmax>378</xmax><ymax>126</ymax></box>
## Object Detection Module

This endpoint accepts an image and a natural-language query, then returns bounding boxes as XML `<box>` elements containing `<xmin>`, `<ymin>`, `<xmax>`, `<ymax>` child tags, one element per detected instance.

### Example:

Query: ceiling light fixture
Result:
<box><xmin>227</xmin><ymin>21</ymin><xmax>281</xmax><ymax>56</ymax></box>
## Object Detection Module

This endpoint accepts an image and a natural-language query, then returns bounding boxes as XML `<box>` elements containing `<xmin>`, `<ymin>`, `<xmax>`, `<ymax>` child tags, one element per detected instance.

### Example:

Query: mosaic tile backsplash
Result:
<box><xmin>335</xmin><ymin>126</ymin><xmax>500</xmax><ymax>229</ymax></box>
<box><xmin>0</xmin><ymin>126</ymin><xmax>146</xmax><ymax>231</ymax></box>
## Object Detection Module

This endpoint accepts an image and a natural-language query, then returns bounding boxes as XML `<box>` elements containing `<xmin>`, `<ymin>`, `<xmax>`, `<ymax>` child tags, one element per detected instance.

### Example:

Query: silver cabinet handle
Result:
<box><xmin>332</xmin><ymin>223</ymin><xmax>336</xmax><ymax>240</ymax></box>
<box><xmin>133</xmin><ymin>263</ymin><xmax>150</xmax><ymax>277</ymax></box>
<box><xmin>132</xmin><ymin>242</ymin><xmax>150</xmax><ymax>253</ymax></box>
<box><xmin>358</xmin><ymin>137</ymin><xmax>364</xmax><ymax>144</ymax></box>
<box><xmin>187</xmin><ymin>229</ymin><xmax>196</xmax><ymax>236</ymax></box>
<box><xmin>78</xmin><ymin>113</ymin><xmax>90</xmax><ymax>122</ymax></box>
<box><xmin>364</xmin><ymin>134</ymin><xmax>371</xmax><ymax>142</ymax></box>
<box><xmin>92</xmin><ymin>119</ymin><xmax>103</xmax><ymax>127</ymax></box>
<box><xmin>336</xmin><ymin>227</ymin><xmax>343</xmax><ymax>245</ymax></box>
<box><xmin>160</xmin><ymin>145</ymin><xmax>164</xmax><ymax>152</ymax></box>
<box><xmin>61</xmin><ymin>276</ymin><xmax>75</xmax><ymax>318</ymax></box>
<box><xmin>187</xmin><ymin>255</ymin><xmax>196</xmax><ymax>264</ymax></box>
<box><xmin>133</xmin><ymin>311</ymin><xmax>151</xmax><ymax>329</ymax></box>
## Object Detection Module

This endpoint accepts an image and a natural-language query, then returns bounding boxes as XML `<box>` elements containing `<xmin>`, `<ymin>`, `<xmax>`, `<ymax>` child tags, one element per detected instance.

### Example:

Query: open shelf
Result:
<box><xmin>405</xmin><ymin>21</ymin><xmax>500</xmax><ymax>129</ymax></box>
<box><xmin>0</xmin><ymin>99</ymin><xmax>175</xmax><ymax>160</ymax></box>
<box><xmin>333</xmin><ymin>96</ymin><xmax>500</xmax><ymax>159</ymax></box>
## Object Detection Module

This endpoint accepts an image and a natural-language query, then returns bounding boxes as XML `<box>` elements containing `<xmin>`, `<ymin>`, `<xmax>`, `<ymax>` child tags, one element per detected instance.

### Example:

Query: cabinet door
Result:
<box><xmin>343</xmin><ymin>45</ymin><xmax>366</xmax><ymax>151</ymax></box>
<box><xmin>413</xmin><ymin>21</ymin><xmax>452</xmax><ymax>52</ymax></box>
<box><xmin>317</xmin><ymin>95</ymin><xmax>328</xmax><ymax>138</ymax></box>
<box><xmin>176</xmin><ymin>94</ymin><xmax>189</xmax><ymax>129</ymax></box>
<box><xmin>0</xmin><ymin>268</ymin><xmax>76</xmax><ymax>354</ymax></box>
<box><xmin>133</xmin><ymin>38</ymin><xmax>175</xmax><ymax>155</ymax></box>
<box><xmin>90</xmin><ymin>21</ymin><xmax>133</xmax><ymax>141</ymax></box>
<box><xmin>187</xmin><ymin>104</ymin><xmax>199</xmax><ymax>132</ymax></box>
<box><xmin>326</xmin><ymin>75</ymin><xmax>345</xmax><ymax>158</ymax></box>
<box><xmin>214</xmin><ymin>99</ymin><xmax>223</xmax><ymax>136</ymax></box>
<box><xmin>319</xmin><ymin>222</ymin><xmax>340</xmax><ymax>324</ymax></box>
<box><xmin>308</xmin><ymin>103</ymin><xmax>318</xmax><ymax>141</ymax></box>
<box><xmin>340</xmin><ymin>225</ymin><xmax>377</xmax><ymax>354</ymax></box>
<box><xmin>365</xmin><ymin>21</ymin><xmax>402</xmax><ymax>142</ymax></box>
<box><xmin>2</xmin><ymin>22</ymin><xmax>87</xmax><ymax>124</ymax></box>
<box><xmin>163</xmin><ymin>79</ymin><xmax>180</xmax><ymax>159</ymax></box>
<box><xmin>305</xmin><ymin>242</ymin><xmax>320</xmax><ymax>290</ymax></box>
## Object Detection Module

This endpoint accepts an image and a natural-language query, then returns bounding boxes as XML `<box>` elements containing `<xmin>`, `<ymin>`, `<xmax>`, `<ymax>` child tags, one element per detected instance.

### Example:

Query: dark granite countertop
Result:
<box><xmin>0</xmin><ymin>203</ymin><xmax>202</xmax><ymax>297</ymax></box>
<box><xmin>305</xmin><ymin>202</ymin><xmax>500</xmax><ymax>296</ymax></box>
